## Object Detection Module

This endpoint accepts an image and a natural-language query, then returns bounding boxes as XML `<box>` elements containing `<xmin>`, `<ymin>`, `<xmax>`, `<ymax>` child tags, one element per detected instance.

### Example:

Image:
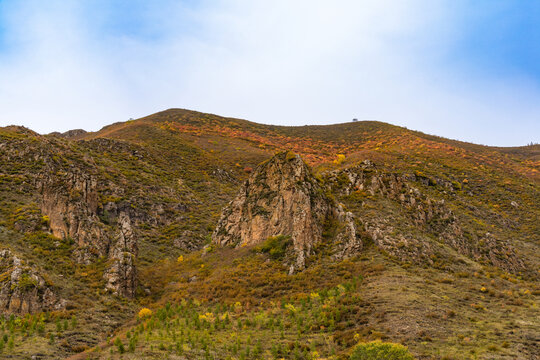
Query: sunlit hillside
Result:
<box><xmin>0</xmin><ymin>109</ymin><xmax>538</xmax><ymax>359</ymax></box>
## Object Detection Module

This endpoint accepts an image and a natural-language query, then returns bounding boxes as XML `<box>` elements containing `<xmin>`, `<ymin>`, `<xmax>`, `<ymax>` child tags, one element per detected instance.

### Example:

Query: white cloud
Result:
<box><xmin>0</xmin><ymin>0</ymin><xmax>538</xmax><ymax>145</ymax></box>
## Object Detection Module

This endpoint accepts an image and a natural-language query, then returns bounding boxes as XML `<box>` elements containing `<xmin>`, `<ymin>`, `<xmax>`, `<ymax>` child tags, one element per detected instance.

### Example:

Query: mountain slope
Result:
<box><xmin>0</xmin><ymin>109</ymin><xmax>538</xmax><ymax>359</ymax></box>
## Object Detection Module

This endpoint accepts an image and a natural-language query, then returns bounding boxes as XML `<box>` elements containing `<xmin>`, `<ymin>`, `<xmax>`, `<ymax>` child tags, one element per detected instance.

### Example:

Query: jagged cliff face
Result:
<box><xmin>325</xmin><ymin>161</ymin><xmax>525</xmax><ymax>273</ymax></box>
<box><xmin>214</xmin><ymin>153</ymin><xmax>525</xmax><ymax>275</ymax></box>
<box><xmin>37</xmin><ymin>167</ymin><xmax>138</xmax><ymax>298</ymax></box>
<box><xmin>213</xmin><ymin>152</ymin><xmax>361</xmax><ymax>269</ymax></box>
<box><xmin>0</xmin><ymin>130</ymin><xmax>188</xmax><ymax>303</ymax></box>
<box><xmin>38</xmin><ymin>170</ymin><xmax>106</xmax><ymax>262</ymax></box>
<box><xmin>104</xmin><ymin>212</ymin><xmax>137</xmax><ymax>297</ymax></box>
<box><xmin>0</xmin><ymin>249</ymin><xmax>64</xmax><ymax>314</ymax></box>
<box><xmin>0</xmin><ymin>127</ymin><xmax>208</xmax><ymax>308</ymax></box>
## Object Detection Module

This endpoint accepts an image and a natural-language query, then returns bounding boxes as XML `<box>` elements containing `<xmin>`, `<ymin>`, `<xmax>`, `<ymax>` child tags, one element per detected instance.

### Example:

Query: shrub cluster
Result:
<box><xmin>350</xmin><ymin>341</ymin><xmax>415</xmax><ymax>360</ymax></box>
<box><xmin>257</xmin><ymin>235</ymin><xmax>292</xmax><ymax>260</ymax></box>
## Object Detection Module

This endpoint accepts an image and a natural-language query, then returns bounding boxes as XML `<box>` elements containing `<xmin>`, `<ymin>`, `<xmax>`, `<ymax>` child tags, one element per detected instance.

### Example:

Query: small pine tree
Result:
<box><xmin>176</xmin><ymin>341</ymin><xmax>183</xmax><ymax>355</ymax></box>
<box><xmin>114</xmin><ymin>338</ymin><xmax>125</xmax><ymax>354</ymax></box>
<box><xmin>37</xmin><ymin>322</ymin><xmax>45</xmax><ymax>335</ymax></box>
<box><xmin>128</xmin><ymin>338</ymin><xmax>135</xmax><ymax>352</ymax></box>
<box><xmin>254</xmin><ymin>339</ymin><xmax>262</xmax><ymax>356</ymax></box>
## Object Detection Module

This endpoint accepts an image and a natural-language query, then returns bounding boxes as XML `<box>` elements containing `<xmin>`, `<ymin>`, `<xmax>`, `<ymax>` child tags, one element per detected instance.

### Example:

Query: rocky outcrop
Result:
<box><xmin>0</xmin><ymin>249</ymin><xmax>64</xmax><ymax>314</ymax></box>
<box><xmin>334</xmin><ymin>207</ymin><xmax>363</xmax><ymax>258</ymax></box>
<box><xmin>48</xmin><ymin>129</ymin><xmax>88</xmax><ymax>139</ymax></box>
<box><xmin>38</xmin><ymin>170</ymin><xmax>107</xmax><ymax>263</ymax></box>
<box><xmin>37</xmin><ymin>169</ymin><xmax>138</xmax><ymax>297</ymax></box>
<box><xmin>103</xmin><ymin>213</ymin><xmax>137</xmax><ymax>297</ymax></box>
<box><xmin>213</xmin><ymin>152</ymin><xmax>361</xmax><ymax>270</ymax></box>
<box><xmin>0</xmin><ymin>131</ymin><xmax>194</xmax><ymax>299</ymax></box>
<box><xmin>325</xmin><ymin>161</ymin><xmax>524</xmax><ymax>272</ymax></box>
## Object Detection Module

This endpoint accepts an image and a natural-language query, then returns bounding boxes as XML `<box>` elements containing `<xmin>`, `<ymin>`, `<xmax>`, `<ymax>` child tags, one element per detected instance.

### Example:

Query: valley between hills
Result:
<box><xmin>0</xmin><ymin>109</ymin><xmax>538</xmax><ymax>359</ymax></box>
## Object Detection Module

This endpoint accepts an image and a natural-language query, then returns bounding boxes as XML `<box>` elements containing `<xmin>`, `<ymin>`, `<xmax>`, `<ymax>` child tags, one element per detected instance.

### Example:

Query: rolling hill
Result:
<box><xmin>0</xmin><ymin>109</ymin><xmax>538</xmax><ymax>359</ymax></box>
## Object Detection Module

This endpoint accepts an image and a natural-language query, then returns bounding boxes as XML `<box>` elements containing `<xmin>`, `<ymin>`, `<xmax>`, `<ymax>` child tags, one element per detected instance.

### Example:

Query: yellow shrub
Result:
<box><xmin>138</xmin><ymin>308</ymin><xmax>152</xmax><ymax>319</ymax></box>
<box><xmin>285</xmin><ymin>303</ymin><xmax>297</xmax><ymax>314</ymax></box>
<box><xmin>333</xmin><ymin>154</ymin><xmax>346</xmax><ymax>165</ymax></box>
<box><xmin>199</xmin><ymin>312</ymin><xmax>215</xmax><ymax>322</ymax></box>
<box><xmin>234</xmin><ymin>302</ymin><xmax>242</xmax><ymax>313</ymax></box>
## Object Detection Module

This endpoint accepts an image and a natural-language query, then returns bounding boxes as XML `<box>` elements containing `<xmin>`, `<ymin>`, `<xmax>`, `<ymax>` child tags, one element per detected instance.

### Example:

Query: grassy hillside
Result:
<box><xmin>0</xmin><ymin>109</ymin><xmax>538</xmax><ymax>359</ymax></box>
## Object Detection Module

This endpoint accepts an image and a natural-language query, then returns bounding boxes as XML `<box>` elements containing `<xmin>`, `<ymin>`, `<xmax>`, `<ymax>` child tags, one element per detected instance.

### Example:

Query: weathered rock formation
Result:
<box><xmin>103</xmin><ymin>212</ymin><xmax>138</xmax><ymax>297</ymax></box>
<box><xmin>213</xmin><ymin>152</ymin><xmax>361</xmax><ymax>270</ymax></box>
<box><xmin>38</xmin><ymin>170</ymin><xmax>106</xmax><ymax>263</ymax></box>
<box><xmin>0</xmin><ymin>249</ymin><xmax>64</xmax><ymax>314</ymax></box>
<box><xmin>37</xmin><ymin>169</ymin><xmax>138</xmax><ymax>297</ymax></box>
<box><xmin>48</xmin><ymin>129</ymin><xmax>88</xmax><ymax>139</ymax></box>
<box><xmin>0</xmin><ymin>130</ymin><xmax>193</xmax><ymax>300</ymax></box>
<box><xmin>325</xmin><ymin>160</ymin><xmax>524</xmax><ymax>272</ymax></box>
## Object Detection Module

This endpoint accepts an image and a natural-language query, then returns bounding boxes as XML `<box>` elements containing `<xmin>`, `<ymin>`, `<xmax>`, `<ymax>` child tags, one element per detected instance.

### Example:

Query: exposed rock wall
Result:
<box><xmin>325</xmin><ymin>161</ymin><xmax>524</xmax><ymax>272</ymax></box>
<box><xmin>37</xmin><ymin>169</ymin><xmax>138</xmax><ymax>297</ymax></box>
<box><xmin>0</xmin><ymin>249</ymin><xmax>64</xmax><ymax>314</ymax></box>
<box><xmin>38</xmin><ymin>171</ymin><xmax>108</xmax><ymax>263</ymax></box>
<box><xmin>0</xmin><ymin>133</ymin><xmax>193</xmax><ymax>301</ymax></box>
<box><xmin>334</xmin><ymin>207</ymin><xmax>362</xmax><ymax>258</ymax></box>
<box><xmin>104</xmin><ymin>212</ymin><xmax>137</xmax><ymax>297</ymax></box>
<box><xmin>213</xmin><ymin>152</ymin><xmax>361</xmax><ymax>270</ymax></box>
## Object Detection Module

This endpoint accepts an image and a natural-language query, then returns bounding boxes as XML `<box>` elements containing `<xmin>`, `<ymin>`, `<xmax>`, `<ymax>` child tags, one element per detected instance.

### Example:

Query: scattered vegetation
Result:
<box><xmin>0</xmin><ymin>109</ymin><xmax>538</xmax><ymax>359</ymax></box>
<box><xmin>257</xmin><ymin>235</ymin><xmax>292</xmax><ymax>260</ymax></box>
<box><xmin>350</xmin><ymin>341</ymin><xmax>415</xmax><ymax>360</ymax></box>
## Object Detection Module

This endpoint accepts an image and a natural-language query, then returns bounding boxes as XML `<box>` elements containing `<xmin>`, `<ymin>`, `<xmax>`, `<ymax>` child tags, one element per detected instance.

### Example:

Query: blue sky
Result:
<box><xmin>0</xmin><ymin>0</ymin><xmax>538</xmax><ymax>146</ymax></box>
<box><xmin>453</xmin><ymin>2</ymin><xmax>540</xmax><ymax>80</ymax></box>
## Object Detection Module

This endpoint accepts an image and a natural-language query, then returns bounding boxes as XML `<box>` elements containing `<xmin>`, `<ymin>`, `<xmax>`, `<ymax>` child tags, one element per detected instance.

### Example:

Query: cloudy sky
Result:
<box><xmin>0</xmin><ymin>1</ymin><xmax>538</xmax><ymax>146</ymax></box>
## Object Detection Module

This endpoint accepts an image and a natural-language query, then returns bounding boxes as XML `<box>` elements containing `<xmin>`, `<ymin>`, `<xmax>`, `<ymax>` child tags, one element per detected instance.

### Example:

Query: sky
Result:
<box><xmin>0</xmin><ymin>1</ymin><xmax>539</xmax><ymax>146</ymax></box>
